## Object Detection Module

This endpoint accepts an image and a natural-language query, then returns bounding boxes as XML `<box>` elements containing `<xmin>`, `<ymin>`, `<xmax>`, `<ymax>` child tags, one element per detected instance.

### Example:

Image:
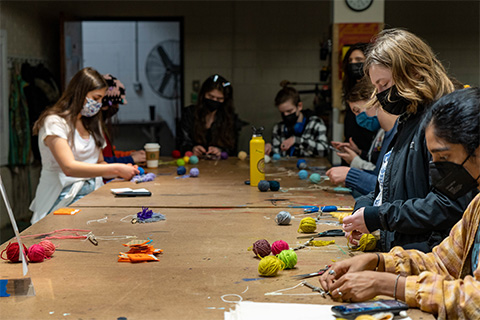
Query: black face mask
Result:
<box><xmin>376</xmin><ymin>85</ymin><xmax>411</xmax><ymax>115</ymax></box>
<box><xmin>282</xmin><ymin>112</ymin><xmax>298</xmax><ymax>128</ymax></box>
<box><xmin>429</xmin><ymin>155</ymin><xmax>479</xmax><ymax>200</ymax></box>
<box><xmin>348</xmin><ymin>62</ymin><xmax>364</xmax><ymax>80</ymax></box>
<box><xmin>204</xmin><ymin>99</ymin><xmax>223</xmax><ymax>112</ymax></box>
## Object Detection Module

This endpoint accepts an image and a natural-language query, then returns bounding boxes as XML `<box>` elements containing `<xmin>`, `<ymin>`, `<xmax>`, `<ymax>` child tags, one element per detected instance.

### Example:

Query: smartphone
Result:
<box><xmin>115</xmin><ymin>191</ymin><xmax>152</xmax><ymax>197</ymax></box>
<box><xmin>331</xmin><ymin>300</ymin><xmax>408</xmax><ymax>318</ymax></box>
<box><xmin>328</xmin><ymin>145</ymin><xmax>344</xmax><ymax>153</ymax></box>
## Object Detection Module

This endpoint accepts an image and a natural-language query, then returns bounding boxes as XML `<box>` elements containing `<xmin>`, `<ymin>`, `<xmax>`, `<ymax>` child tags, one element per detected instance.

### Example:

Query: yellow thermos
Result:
<box><xmin>250</xmin><ymin>126</ymin><xmax>265</xmax><ymax>187</ymax></box>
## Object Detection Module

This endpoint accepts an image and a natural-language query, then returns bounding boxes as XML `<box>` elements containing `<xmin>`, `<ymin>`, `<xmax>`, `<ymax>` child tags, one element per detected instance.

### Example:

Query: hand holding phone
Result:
<box><xmin>331</xmin><ymin>299</ymin><xmax>408</xmax><ymax>318</ymax></box>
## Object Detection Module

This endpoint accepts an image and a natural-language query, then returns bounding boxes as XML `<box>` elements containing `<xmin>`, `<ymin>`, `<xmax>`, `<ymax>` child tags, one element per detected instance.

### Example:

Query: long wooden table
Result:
<box><xmin>0</xmin><ymin>158</ymin><xmax>434</xmax><ymax>320</ymax></box>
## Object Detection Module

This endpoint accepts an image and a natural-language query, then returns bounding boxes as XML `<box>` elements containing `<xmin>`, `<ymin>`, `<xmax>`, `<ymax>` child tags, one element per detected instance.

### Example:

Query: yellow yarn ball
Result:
<box><xmin>238</xmin><ymin>151</ymin><xmax>247</xmax><ymax>161</ymax></box>
<box><xmin>330</xmin><ymin>211</ymin><xmax>351</xmax><ymax>223</ymax></box>
<box><xmin>183</xmin><ymin>156</ymin><xmax>190</xmax><ymax>163</ymax></box>
<box><xmin>258</xmin><ymin>255</ymin><xmax>285</xmax><ymax>276</ymax></box>
<box><xmin>351</xmin><ymin>233</ymin><xmax>377</xmax><ymax>252</ymax></box>
<box><xmin>298</xmin><ymin>217</ymin><xmax>317</xmax><ymax>233</ymax></box>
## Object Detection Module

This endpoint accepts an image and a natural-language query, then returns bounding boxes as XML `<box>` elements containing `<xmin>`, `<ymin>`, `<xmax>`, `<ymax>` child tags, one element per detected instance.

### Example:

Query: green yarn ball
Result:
<box><xmin>189</xmin><ymin>155</ymin><xmax>199</xmax><ymax>164</ymax></box>
<box><xmin>176</xmin><ymin>159</ymin><xmax>185</xmax><ymax>166</ymax></box>
<box><xmin>268</xmin><ymin>180</ymin><xmax>280</xmax><ymax>191</ymax></box>
<box><xmin>277</xmin><ymin>249</ymin><xmax>297</xmax><ymax>269</ymax></box>
<box><xmin>309</xmin><ymin>173</ymin><xmax>322</xmax><ymax>184</ymax></box>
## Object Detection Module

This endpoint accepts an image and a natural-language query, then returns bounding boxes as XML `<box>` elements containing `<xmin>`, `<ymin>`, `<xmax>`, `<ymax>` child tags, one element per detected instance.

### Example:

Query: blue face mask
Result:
<box><xmin>355</xmin><ymin>111</ymin><xmax>380</xmax><ymax>132</ymax></box>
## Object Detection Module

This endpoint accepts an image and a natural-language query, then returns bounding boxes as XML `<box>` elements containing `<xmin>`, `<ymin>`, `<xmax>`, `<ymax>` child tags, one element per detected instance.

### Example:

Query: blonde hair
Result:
<box><xmin>364</xmin><ymin>28</ymin><xmax>454</xmax><ymax>113</ymax></box>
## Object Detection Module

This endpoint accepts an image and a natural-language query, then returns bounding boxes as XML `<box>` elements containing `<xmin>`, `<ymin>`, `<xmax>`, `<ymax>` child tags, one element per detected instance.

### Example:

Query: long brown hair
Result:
<box><xmin>364</xmin><ymin>28</ymin><xmax>454</xmax><ymax>113</ymax></box>
<box><xmin>33</xmin><ymin>67</ymin><xmax>107</xmax><ymax>148</ymax></box>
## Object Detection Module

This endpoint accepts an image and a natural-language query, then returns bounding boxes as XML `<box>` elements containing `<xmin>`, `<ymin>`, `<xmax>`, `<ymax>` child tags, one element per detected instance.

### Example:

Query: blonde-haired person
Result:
<box><xmin>343</xmin><ymin>29</ymin><xmax>476</xmax><ymax>252</ymax></box>
<box><xmin>30</xmin><ymin>67</ymin><xmax>139</xmax><ymax>224</ymax></box>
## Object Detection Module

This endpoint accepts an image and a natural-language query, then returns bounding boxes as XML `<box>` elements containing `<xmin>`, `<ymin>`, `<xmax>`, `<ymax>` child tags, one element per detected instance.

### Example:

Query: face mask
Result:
<box><xmin>348</xmin><ymin>62</ymin><xmax>364</xmax><ymax>80</ymax></box>
<box><xmin>376</xmin><ymin>85</ymin><xmax>410</xmax><ymax>115</ymax></box>
<box><xmin>204</xmin><ymin>98</ymin><xmax>223</xmax><ymax>112</ymax></box>
<box><xmin>81</xmin><ymin>97</ymin><xmax>102</xmax><ymax>117</ymax></box>
<box><xmin>282</xmin><ymin>112</ymin><xmax>298</xmax><ymax>128</ymax></box>
<box><xmin>429</xmin><ymin>155</ymin><xmax>479</xmax><ymax>200</ymax></box>
<box><xmin>356</xmin><ymin>111</ymin><xmax>380</xmax><ymax>132</ymax></box>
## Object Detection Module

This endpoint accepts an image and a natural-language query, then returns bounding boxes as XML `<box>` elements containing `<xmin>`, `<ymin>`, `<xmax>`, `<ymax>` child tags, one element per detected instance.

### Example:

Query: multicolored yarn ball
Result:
<box><xmin>272</xmin><ymin>153</ymin><xmax>281</xmax><ymax>161</ymax></box>
<box><xmin>172</xmin><ymin>150</ymin><xmax>182</xmax><ymax>159</ymax></box>
<box><xmin>38</xmin><ymin>240</ymin><xmax>56</xmax><ymax>257</ymax></box>
<box><xmin>185</xmin><ymin>151</ymin><xmax>193</xmax><ymax>157</ymax></box>
<box><xmin>309</xmin><ymin>173</ymin><xmax>322</xmax><ymax>184</ymax></box>
<box><xmin>0</xmin><ymin>242</ymin><xmax>28</xmax><ymax>262</ymax></box>
<box><xmin>268</xmin><ymin>180</ymin><xmax>280</xmax><ymax>191</ymax></box>
<box><xmin>252</xmin><ymin>239</ymin><xmax>271</xmax><ymax>258</ymax></box>
<box><xmin>183</xmin><ymin>156</ymin><xmax>190</xmax><ymax>164</ymax></box>
<box><xmin>264</xmin><ymin>155</ymin><xmax>271</xmax><ymax>163</ymax></box>
<box><xmin>258</xmin><ymin>180</ymin><xmax>270</xmax><ymax>192</ymax></box>
<box><xmin>298</xmin><ymin>217</ymin><xmax>317</xmax><ymax>233</ymax></box>
<box><xmin>277</xmin><ymin>249</ymin><xmax>297</xmax><ymax>269</ymax></box>
<box><xmin>189</xmin><ymin>155</ymin><xmax>199</xmax><ymax>164</ymax></box>
<box><xmin>275</xmin><ymin>211</ymin><xmax>292</xmax><ymax>225</ymax></box>
<box><xmin>271</xmin><ymin>240</ymin><xmax>289</xmax><ymax>255</ymax></box>
<box><xmin>177</xmin><ymin>166</ymin><xmax>187</xmax><ymax>175</ymax></box>
<box><xmin>137</xmin><ymin>167</ymin><xmax>145</xmax><ymax>175</ymax></box>
<box><xmin>176</xmin><ymin>159</ymin><xmax>185</xmax><ymax>166</ymax></box>
<box><xmin>27</xmin><ymin>244</ymin><xmax>46</xmax><ymax>263</ymax></box>
<box><xmin>190</xmin><ymin>168</ymin><xmax>199</xmax><ymax>177</ymax></box>
<box><xmin>298</xmin><ymin>170</ymin><xmax>308</xmax><ymax>180</ymax></box>
<box><xmin>296</xmin><ymin>159</ymin><xmax>307</xmax><ymax>169</ymax></box>
<box><xmin>220</xmin><ymin>151</ymin><xmax>229</xmax><ymax>160</ymax></box>
<box><xmin>258</xmin><ymin>255</ymin><xmax>285</xmax><ymax>277</ymax></box>
<box><xmin>238</xmin><ymin>151</ymin><xmax>247</xmax><ymax>161</ymax></box>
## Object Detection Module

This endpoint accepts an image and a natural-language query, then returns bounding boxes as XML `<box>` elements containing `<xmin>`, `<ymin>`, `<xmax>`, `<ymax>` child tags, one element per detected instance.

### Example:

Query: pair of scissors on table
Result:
<box><xmin>297</xmin><ymin>228</ymin><xmax>345</xmax><ymax>239</ymax></box>
<box><xmin>293</xmin><ymin>265</ymin><xmax>331</xmax><ymax>279</ymax></box>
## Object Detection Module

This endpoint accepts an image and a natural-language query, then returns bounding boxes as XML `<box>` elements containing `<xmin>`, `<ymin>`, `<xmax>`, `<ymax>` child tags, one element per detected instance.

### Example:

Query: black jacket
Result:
<box><xmin>356</xmin><ymin>107</ymin><xmax>477</xmax><ymax>252</ymax></box>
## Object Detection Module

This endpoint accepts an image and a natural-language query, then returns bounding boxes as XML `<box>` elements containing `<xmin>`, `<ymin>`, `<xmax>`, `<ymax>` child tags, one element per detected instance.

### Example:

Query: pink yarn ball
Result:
<box><xmin>28</xmin><ymin>244</ymin><xmax>46</xmax><ymax>263</ymax></box>
<box><xmin>271</xmin><ymin>240</ymin><xmax>289</xmax><ymax>255</ymax></box>
<box><xmin>252</xmin><ymin>239</ymin><xmax>271</xmax><ymax>258</ymax></box>
<box><xmin>38</xmin><ymin>240</ymin><xmax>56</xmax><ymax>257</ymax></box>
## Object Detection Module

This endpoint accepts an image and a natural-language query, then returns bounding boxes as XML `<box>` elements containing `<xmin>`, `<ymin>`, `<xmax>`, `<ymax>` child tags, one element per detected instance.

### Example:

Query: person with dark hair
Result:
<box><xmin>29</xmin><ymin>67</ymin><xmax>139</xmax><ymax>224</ymax></box>
<box><xmin>342</xmin><ymin>29</ymin><xmax>476</xmax><ymax>253</ymax></box>
<box><xmin>101</xmin><ymin>74</ymin><xmax>146</xmax><ymax>164</ymax></box>
<box><xmin>265</xmin><ymin>85</ymin><xmax>328</xmax><ymax>157</ymax></box>
<box><xmin>177</xmin><ymin>74</ymin><xmax>238</xmax><ymax>157</ymax></box>
<box><xmin>319</xmin><ymin>87</ymin><xmax>480</xmax><ymax>319</ymax></box>
<box><xmin>342</xmin><ymin>43</ymin><xmax>376</xmax><ymax>155</ymax></box>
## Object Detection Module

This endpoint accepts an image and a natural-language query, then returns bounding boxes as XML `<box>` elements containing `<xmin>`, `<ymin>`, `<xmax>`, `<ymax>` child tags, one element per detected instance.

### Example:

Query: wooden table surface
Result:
<box><xmin>0</xmin><ymin>158</ymin><xmax>434</xmax><ymax>320</ymax></box>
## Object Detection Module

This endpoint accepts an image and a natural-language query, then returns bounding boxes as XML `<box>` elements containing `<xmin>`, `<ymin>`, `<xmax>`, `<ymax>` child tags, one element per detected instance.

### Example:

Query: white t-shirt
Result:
<box><xmin>373</xmin><ymin>150</ymin><xmax>392</xmax><ymax>207</ymax></box>
<box><xmin>30</xmin><ymin>115</ymin><xmax>104</xmax><ymax>224</ymax></box>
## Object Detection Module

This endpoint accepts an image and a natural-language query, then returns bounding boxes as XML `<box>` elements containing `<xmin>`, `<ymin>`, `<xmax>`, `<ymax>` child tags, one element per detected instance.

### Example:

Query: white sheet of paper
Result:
<box><xmin>110</xmin><ymin>188</ymin><xmax>149</xmax><ymax>194</ymax></box>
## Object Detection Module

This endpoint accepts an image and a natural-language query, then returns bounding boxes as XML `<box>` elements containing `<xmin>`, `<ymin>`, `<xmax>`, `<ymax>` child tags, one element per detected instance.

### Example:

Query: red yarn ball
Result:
<box><xmin>38</xmin><ymin>240</ymin><xmax>56</xmax><ymax>257</ymax></box>
<box><xmin>1</xmin><ymin>242</ymin><xmax>28</xmax><ymax>262</ymax></box>
<box><xmin>271</xmin><ymin>240</ymin><xmax>290</xmax><ymax>255</ymax></box>
<box><xmin>252</xmin><ymin>239</ymin><xmax>271</xmax><ymax>258</ymax></box>
<box><xmin>172</xmin><ymin>150</ymin><xmax>182</xmax><ymax>159</ymax></box>
<box><xmin>28</xmin><ymin>244</ymin><xmax>46</xmax><ymax>263</ymax></box>
<box><xmin>184</xmin><ymin>151</ymin><xmax>193</xmax><ymax>157</ymax></box>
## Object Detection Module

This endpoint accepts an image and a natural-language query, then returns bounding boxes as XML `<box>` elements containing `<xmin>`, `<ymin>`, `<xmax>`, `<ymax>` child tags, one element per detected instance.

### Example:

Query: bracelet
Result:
<box><xmin>374</xmin><ymin>253</ymin><xmax>380</xmax><ymax>271</ymax></box>
<box><xmin>394</xmin><ymin>274</ymin><xmax>401</xmax><ymax>300</ymax></box>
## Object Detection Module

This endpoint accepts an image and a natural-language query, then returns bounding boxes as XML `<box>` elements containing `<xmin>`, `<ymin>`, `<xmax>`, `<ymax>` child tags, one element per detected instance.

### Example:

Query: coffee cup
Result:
<box><xmin>144</xmin><ymin>143</ymin><xmax>161</xmax><ymax>168</ymax></box>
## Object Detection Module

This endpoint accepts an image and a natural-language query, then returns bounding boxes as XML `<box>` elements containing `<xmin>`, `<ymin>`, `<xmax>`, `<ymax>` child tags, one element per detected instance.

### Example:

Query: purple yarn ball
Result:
<box><xmin>220</xmin><ymin>151</ymin><xmax>229</xmax><ymax>160</ymax></box>
<box><xmin>190</xmin><ymin>168</ymin><xmax>199</xmax><ymax>177</ymax></box>
<box><xmin>252</xmin><ymin>239</ymin><xmax>271</xmax><ymax>258</ymax></box>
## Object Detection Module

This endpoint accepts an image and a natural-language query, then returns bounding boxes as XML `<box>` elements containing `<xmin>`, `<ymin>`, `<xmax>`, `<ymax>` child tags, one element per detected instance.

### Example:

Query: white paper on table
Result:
<box><xmin>110</xmin><ymin>188</ymin><xmax>150</xmax><ymax>194</ymax></box>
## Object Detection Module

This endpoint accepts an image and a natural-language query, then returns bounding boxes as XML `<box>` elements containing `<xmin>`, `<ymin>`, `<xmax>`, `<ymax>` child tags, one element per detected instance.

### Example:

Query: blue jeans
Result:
<box><xmin>48</xmin><ymin>179</ymin><xmax>96</xmax><ymax>214</ymax></box>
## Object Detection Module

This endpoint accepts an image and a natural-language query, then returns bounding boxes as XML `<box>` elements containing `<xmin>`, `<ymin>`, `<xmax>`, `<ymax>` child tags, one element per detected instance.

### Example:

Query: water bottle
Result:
<box><xmin>250</xmin><ymin>126</ymin><xmax>265</xmax><ymax>187</ymax></box>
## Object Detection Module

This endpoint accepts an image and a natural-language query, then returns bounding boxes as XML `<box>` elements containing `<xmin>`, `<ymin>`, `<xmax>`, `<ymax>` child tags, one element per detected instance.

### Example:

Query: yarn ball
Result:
<box><xmin>271</xmin><ymin>240</ymin><xmax>290</xmax><ymax>255</ymax></box>
<box><xmin>272</xmin><ymin>153</ymin><xmax>281</xmax><ymax>161</ymax></box>
<box><xmin>252</xmin><ymin>239</ymin><xmax>271</xmax><ymax>258</ymax></box>
<box><xmin>28</xmin><ymin>244</ymin><xmax>46</xmax><ymax>263</ymax></box>
<box><xmin>177</xmin><ymin>166</ymin><xmax>187</xmax><ymax>175</ymax></box>
<box><xmin>298</xmin><ymin>170</ymin><xmax>309</xmax><ymax>180</ymax></box>
<box><xmin>220</xmin><ymin>151</ymin><xmax>229</xmax><ymax>160</ymax></box>
<box><xmin>176</xmin><ymin>159</ymin><xmax>185</xmax><ymax>166</ymax></box>
<box><xmin>296</xmin><ymin>159</ymin><xmax>307</xmax><ymax>169</ymax></box>
<box><xmin>277</xmin><ymin>249</ymin><xmax>298</xmax><ymax>269</ymax></box>
<box><xmin>189</xmin><ymin>155</ymin><xmax>199</xmax><ymax>164</ymax></box>
<box><xmin>268</xmin><ymin>180</ymin><xmax>280</xmax><ymax>191</ymax></box>
<box><xmin>309</xmin><ymin>173</ymin><xmax>322</xmax><ymax>184</ymax></box>
<box><xmin>264</xmin><ymin>155</ymin><xmax>271</xmax><ymax>164</ymax></box>
<box><xmin>298</xmin><ymin>217</ymin><xmax>317</xmax><ymax>233</ymax></box>
<box><xmin>185</xmin><ymin>151</ymin><xmax>193</xmax><ymax>157</ymax></box>
<box><xmin>137</xmin><ymin>167</ymin><xmax>145</xmax><ymax>175</ymax></box>
<box><xmin>172</xmin><ymin>150</ymin><xmax>182</xmax><ymax>159</ymax></box>
<box><xmin>0</xmin><ymin>242</ymin><xmax>28</xmax><ymax>262</ymax></box>
<box><xmin>183</xmin><ymin>156</ymin><xmax>190</xmax><ymax>164</ymax></box>
<box><xmin>275</xmin><ymin>211</ymin><xmax>292</xmax><ymax>225</ymax></box>
<box><xmin>258</xmin><ymin>180</ymin><xmax>270</xmax><ymax>192</ymax></box>
<box><xmin>38</xmin><ymin>240</ymin><xmax>56</xmax><ymax>257</ymax></box>
<box><xmin>238</xmin><ymin>151</ymin><xmax>247</xmax><ymax>161</ymax></box>
<box><xmin>258</xmin><ymin>256</ymin><xmax>285</xmax><ymax>277</ymax></box>
<box><xmin>190</xmin><ymin>168</ymin><xmax>199</xmax><ymax>177</ymax></box>
<box><xmin>351</xmin><ymin>234</ymin><xmax>378</xmax><ymax>252</ymax></box>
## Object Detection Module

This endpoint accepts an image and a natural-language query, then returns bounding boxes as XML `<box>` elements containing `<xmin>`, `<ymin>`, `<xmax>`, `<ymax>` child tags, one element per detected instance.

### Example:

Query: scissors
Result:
<box><xmin>293</xmin><ymin>265</ymin><xmax>331</xmax><ymax>279</ymax></box>
<box><xmin>297</xmin><ymin>229</ymin><xmax>345</xmax><ymax>239</ymax></box>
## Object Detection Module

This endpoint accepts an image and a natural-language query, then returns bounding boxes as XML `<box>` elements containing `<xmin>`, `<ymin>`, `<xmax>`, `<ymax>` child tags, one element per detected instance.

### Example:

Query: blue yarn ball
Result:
<box><xmin>189</xmin><ymin>155</ymin><xmax>199</xmax><ymax>164</ymax></box>
<box><xmin>298</xmin><ymin>170</ymin><xmax>308</xmax><ymax>180</ymax></box>
<box><xmin>309</xmin><ymin>173</ymin><xmax>322</xmax><ymax>184</ymax></box>
<box><xmin>138</xmin><ymin>167</ymin><xmax>145</xmax><ymax>175</ymax></box>
<box><xmin>272</xmin><ymin>153</ymin><xmax>281</xmax><ymax>161</ymax></box>
<box><xmin>296</xmin><ymin>159</ymin><xmax>306</xmax><ymax>169</ymax></box>
<box><xmin>177</xmin><ymin>166</ymin><xmax>186</xmax><ymax>175</ymax></box>
<box><xmin>258</xmin><ymin>180</ymin><xmax>270</xmax><ymax>192</ymax></box>
<box><xmin>190</xmin><ymin>168</ymin><xmax>199</xmax><ymax>177</ymax></box>
<box><xmin>268</xmin><ymin>180</ymin><xmax>280</xmax><ymax>191</ymax></box>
